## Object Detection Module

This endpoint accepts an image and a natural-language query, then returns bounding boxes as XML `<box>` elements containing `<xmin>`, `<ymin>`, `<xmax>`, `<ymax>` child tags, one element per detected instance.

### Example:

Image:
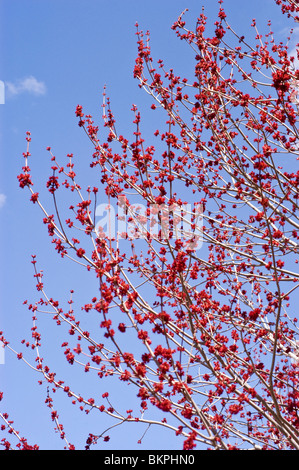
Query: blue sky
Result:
<box><xmin>0</xmin><ymin>0</ymin><xmax>296</xmax><ymax>451</ymax></box>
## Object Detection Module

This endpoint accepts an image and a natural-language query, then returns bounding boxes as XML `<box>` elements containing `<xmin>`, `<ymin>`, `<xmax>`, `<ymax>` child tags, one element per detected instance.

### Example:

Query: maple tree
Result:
<box><xmin>1</xmin><ymin>0</ymin><xmax>299</xmax><ymax>450</ymax></box>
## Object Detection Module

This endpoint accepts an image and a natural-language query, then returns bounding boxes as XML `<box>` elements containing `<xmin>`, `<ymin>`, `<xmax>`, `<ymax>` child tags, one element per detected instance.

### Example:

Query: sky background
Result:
<box><xmin>0</xmin><ymin>0</ymin><xmax>297</xmax><ymax>451</ymax></box>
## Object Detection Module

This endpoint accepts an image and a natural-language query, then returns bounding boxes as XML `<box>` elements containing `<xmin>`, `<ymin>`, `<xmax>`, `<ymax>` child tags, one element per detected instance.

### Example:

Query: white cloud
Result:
<box><xmin>0</xmin><ymin>194</ymin><xmax>6</xmax><ymax>209</ymax></box>
<box><xmin>5</xmin><ymin>76</ymin><xmax>47</xmax><ymax>98</ymax></box>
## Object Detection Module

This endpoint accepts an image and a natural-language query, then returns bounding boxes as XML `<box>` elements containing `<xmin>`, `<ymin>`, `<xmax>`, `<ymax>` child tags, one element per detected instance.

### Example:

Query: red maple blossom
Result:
<box><xmin>1</xmin><ymin>0</ymin><xmax>299</xmax><ymax>450</ymax></box>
